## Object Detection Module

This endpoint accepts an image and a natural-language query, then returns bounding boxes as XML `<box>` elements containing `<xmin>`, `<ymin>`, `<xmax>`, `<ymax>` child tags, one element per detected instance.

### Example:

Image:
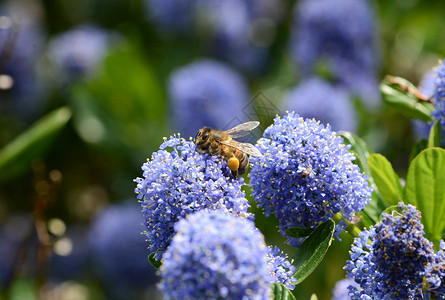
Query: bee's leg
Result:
<box><xmin>231</xmin><ymin>169</ymin><xmax>238</xmax><ymax>179</ymax></box>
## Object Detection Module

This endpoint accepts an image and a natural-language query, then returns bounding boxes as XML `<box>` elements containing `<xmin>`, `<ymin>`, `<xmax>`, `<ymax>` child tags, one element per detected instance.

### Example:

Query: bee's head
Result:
<box><xmin>195</xmin><ymin>127</ymin><xmax>211</xmax><ymax>145</ymax></box>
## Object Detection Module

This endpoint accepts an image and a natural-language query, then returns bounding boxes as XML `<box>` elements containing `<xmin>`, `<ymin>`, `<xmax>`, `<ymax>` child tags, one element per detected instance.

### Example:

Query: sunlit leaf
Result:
<box><xmin>427</xmin><ymin>121</ymin><xmax>441</xmax><ymax>148</ymax></box>
<box><xmin>0</xmin><ymin>107</ymin><xmax>72</xmax><ymax>181</ymax></box>
<box><xmin>368</xmin><ymin>154</ymin><xmax>403</xmax><ymax>207</ymax></box>
<box><xmin>404</xmin><ymin>148</ymin><xmax>445</xmax><ymax>247</ymax></box>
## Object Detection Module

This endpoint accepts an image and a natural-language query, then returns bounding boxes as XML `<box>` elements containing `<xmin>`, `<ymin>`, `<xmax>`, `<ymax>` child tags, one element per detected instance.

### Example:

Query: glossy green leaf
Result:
<box><xmin>148</xmin><ymin>252</ymin><xmax>162</xmax><ymax>269</ymax></box>
<box><xmin>292</xmin><ymin>219</ymin><xmax>335</xmax><ymax>284</ymax></box>
<box><xmin>339</xmin><ymin>132</ymin><xmax>372</xmax><ymax>175</ymax></box>
<box><xmin>271</xmin><ymin>283</ymin><xmax>296</xmax><ymax>300</ymax></box>
<box><xmin>409</xmin><ymin>139</ymin><xmax>428</xmax><ymax>163</ymax></box>
<box><xmin>380</xmin><ymin>79</ymin><xmax>433</xmax><ymax>122</ymax></box>
<box><xmin>285</xmin><ymin>227</ymin><xmax>314</xmax><ymax>238</ymax></box>
<box><xmin>0</xmin><ymin>107</ymin><xmax>71</xmax><ymax>182</ymax></box>
<box><xmin>368</xmin><ymin>154</ymin><xmax>403</xmax><ymax>207</ymax></box>
<box><xmin>339</xmin><ymin>132</ymin><xmax>383</xmax><ymax>226</ymax></box>
<box><xmin>378</xmin><ymin>205</ymin><xmax>403</xmax><ymax>222</ymax></box>
<box><xmin>427</xmin><ymin>121</ymin><xmax>441</xmax><ymax>148</ymax></box>
<box><xmin>404</xmin><ymin>148</ymin><xmax>445</xmax><ymax>246</ymax></box>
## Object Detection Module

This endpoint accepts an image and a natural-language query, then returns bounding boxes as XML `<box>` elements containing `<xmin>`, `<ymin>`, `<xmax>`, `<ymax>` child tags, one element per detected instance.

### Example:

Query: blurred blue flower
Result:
<box><xmin>282</xmin><ymin>77</ymin><xmax>357</xmax><ymax>132</ymax></box>
<box><xmin>0</xmin><ymin>1</ymin><xmax>45</xmax><ymax>117</ymax></box>
<box><xmin>331</xmin><ymin>278</ymin><xmax>358</xmax><ymax>300</ymax></box>
<box><xmin>49</xmin><ymin>225</ymin><xmax>89</xmax><ymax>282</ymax></box>
<box><xmin>168</xmin><ymin>59</ymin><xmax>250</xmax><ymax>138</ymax></box>
<box><xmin>0</xmin><ymin>213</ymin><xmax>34</xmax><ymax>289</ymax></box>
<box><xmin>290</xmin><ymin>0</ymin><xmax>380</xmax><ymax>108</ymax></box>
<box><xmin>266</xmin><ymin>246</ymin><xmax>297</xmax><ymax>290</ymax></box>
<box><xmin>431</xmin><ymin>60</ymin><xmax>445</xmax><ymax>139</ymax></box>
<box><xmin>134</xmin><ymin>136</ymin><xmax>251</xmax><ymax>260</ymax></box>
<box><xmin>250</xmin><ymin>112</ymin><xmax>372</xmax><ymax>246</ymax></box>
<box><xmin>144</xmin><ymin>0</ymin><xmax>195</xmax><ymax>32</ymax></box>
<box><xmin>344</xmin><ymin>203</ymin><xmax>440</xmax><ymax>299</ymax></box>
<box><xmin>146</xmin><ymin>0</ymin><xmax>282</xmax><ymax>72</ymax></box>
<box><xmin>412</xmin><ymin>61</ymin><xmax>445</xmax><ymax>144</ymax></box>
<box><xmin>159</xmin><ymin>210</ymin><xmax>272</xmax><ymax>299</ymax></box>
<box><xmin>88</xmin><ymin>202</ymin><xmax>158</xmax><ymax>299</ymax></box>
<box><xmin>47</xmin><ymin>24</ymin><xmax>118</xmax><ymax>83</ymax></box>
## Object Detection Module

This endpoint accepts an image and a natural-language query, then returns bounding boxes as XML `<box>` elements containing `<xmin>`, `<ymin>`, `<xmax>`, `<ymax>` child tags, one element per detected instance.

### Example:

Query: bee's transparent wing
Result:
<box><xmin>219</xmin><ymin>139</ymin><xmax>262</xmax><ymax>157</ymax></box>
<box><xmin>224</xmin><ymin>121</ymin><xmax>260</xmax><ymax>138</ymax></box>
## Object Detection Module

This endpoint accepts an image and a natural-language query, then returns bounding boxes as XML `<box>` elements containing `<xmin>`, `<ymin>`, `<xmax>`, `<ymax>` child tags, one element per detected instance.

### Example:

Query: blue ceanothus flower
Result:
<box><xmin>283</xmin><ymin>77</ymin><xmax>357</xmax><ymax>133</ymax></box>
<box><xmin>159</xmin><ymin>210</ymin><xmax>273</xmax><ymax>299</ymax></box>
<box><xmin>431</xmin><ymin>60</ymin><xmax>445</xmax><ymax>142</ymax></box>
<box><xmin>344</xmin><ymin>203</ymin><xmax>444</xmax><ymax>299</ymax></box>
<box><xmin>290</xmin><ymin>0</ymin><xmax>380</xmax><ymax>108</ymax></box>
<box><xmin>168</xmin><ymin>59</ymin><xmax>249</xmax><ymax>138</ymax></box>
<box><xmin>250</xmin><ymin>112</ymin><xmax>372</xmax><ymax>246</ymax></box>
<box><xmin>266</xmin><ymin>247</ymin><xmax>297</xmax><ymax>290</ymax></box>
<box><xmin>134</xmin><ymin>136</ymin><xmax>251</xmax><ymax>260</ymax></box>
<box><xmin>412</xmin><ymin>61</ymin><xmax>445</xmax><ymax>144</ymax></box>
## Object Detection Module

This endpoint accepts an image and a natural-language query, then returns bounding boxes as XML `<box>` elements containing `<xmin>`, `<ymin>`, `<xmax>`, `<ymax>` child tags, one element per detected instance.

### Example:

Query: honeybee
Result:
<box><xmin>195</xmin><ymin>121</ymin><xmax>262</xmax><ymax>178</ymax></box>
<box><xmin>300</xmin><ymin>167</ymin><xmax>313</xmax><ymax>179</ymax></box>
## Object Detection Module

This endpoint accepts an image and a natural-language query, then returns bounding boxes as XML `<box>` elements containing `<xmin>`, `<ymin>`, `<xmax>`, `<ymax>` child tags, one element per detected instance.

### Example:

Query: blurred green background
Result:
<box><xmin>0</xmin><ymin>0</ymin><xmax>444</xmax><ymax>299</ymax></box>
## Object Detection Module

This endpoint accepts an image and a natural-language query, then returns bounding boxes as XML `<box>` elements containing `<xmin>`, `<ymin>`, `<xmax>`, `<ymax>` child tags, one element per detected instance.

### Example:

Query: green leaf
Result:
<box><xmin>409</xmin><ymin>139</ymin><xmax>428</xmax><ymax>163</ymax></box>
<box><xmin>368</xmin><ymin>154</ymin><xmax>403</xmax><ymax>207</ymax></box>
<box><xmin>339</xmin><ymin>132</ymin><xmax>372</xmax><ymax>176</ymax></box>
<box><xmin>380</xmin><ymin>78</ymin><xmax>433</xmax><ymax>122</ymax></box>
<box><xmin>310</xmin><ymin>294</ymin><xmax>318</xmax><ymax>300</ymax></box>
<box><xmin>378</xmin><ymin>205</ymin><xmax>403</xmax><ymax>222</ymax></box>
<box><xmin>148</xmin><ymin>252</ymin><xmax>162</xmax><ymax>269</ymax></box>
<box><xmin>404</xmin><ymin>148</ymin><xmax>445</xmax><ymax>246</ymax></box>
<box><xmin>339</xmin><ymin>132</ymin><xmax>384</xmax><ymax>226</ymax></box>
<box><xmin>271</xmin><ymin>283</ymin><xmax>296</xmax><ymax>300</ymax></box>
<box><xmin>427</xmin><ymin>121</ymin><xmax>441</xmax><ymax>148</ymax></box>
<box><xmin>0</xmin><ymin>107</ymin><xmax>71</xmax><ymax>182</ymax></box>
<box><xmin>285</xmin><ymin>227</ymin><xmax>314</xmax><ymax>238</ymax></box>
<box><xmin>292</xmin><ymin>219</ymin><xmax>335</xmax><ymax>285</ymax></box>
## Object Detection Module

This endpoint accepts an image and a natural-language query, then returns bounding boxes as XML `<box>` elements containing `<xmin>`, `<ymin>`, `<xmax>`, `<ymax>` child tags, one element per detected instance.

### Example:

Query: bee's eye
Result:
<box><xmin>202</xmin><ymin>132</ymin><xmax>209</xmax><ymax>140</ymax></box>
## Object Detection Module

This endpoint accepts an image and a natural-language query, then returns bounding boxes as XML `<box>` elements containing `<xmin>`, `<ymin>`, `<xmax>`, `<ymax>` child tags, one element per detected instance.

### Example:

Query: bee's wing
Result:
<box><xmin>223</xmin><ymin>121</ymin><xmax>260</xmax><ymax>138</ymax></box>
<box><xmin>219</xmin><ymin>139</ymin><xmax>262</xmax><ymax>157</ymax></box>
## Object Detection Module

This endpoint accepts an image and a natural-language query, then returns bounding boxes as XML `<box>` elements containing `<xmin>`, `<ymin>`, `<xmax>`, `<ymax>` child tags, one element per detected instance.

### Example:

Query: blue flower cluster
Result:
<box><xmin>134</xmin><ymin>136</ymin><xmax>251</xmax><ymax>260</ymax></box>
<box><xmin>290</xmin><ymin>0</ymin><xmax>380</xmax><ymax>108</ymax></box>
<box><xmin>168</xmin><ymin>59</ymin><xmax>249</xmax><ymax>138</ymax></box>
<box><xmin>145</xmin><ymin>0</ymin><xmax>281</xmax><ymax>72</ymax></box>
<box><xmin>412</xmin><ymin>61</ymin><xmax>445</xmax><ymax>144</ymax></box>
<box><xmin>282</xmin><ymin>77</ymin><xmax>357</xmax><ymax>132</ymax></box>
<box><xmin>250</xmin><ymin>112</ymin><xmax>372</xmax><ymax>245</ymax></box>
<box><xmin>430</xmin><ymin>241</ymin><xmax>445</xmax><ymax>299</ymax></box>
<box><xmin>345</xmin><ymin>203</ymin><xmax>444</xmax><ymax>299</ymax></box>
<box><xmin>431</xmin><ymin>60</ymin><xmax>445</xmax><ymax>140</ymax></box>
<box><xmin>266</xmin><ymin>247</ymin><xmax>297</xmax><ymax>290</ymax></box>
<box><xmin>88</xmin><ymin>203</ymin><xmax>158</xmax><ymax>298</ymax></box>
<box><xmin>47</xmin><ymin>24</ymin><xmax>119</xmax><ymax>82</ymax></box>
<box><xmin>158</xmin><ymin>210</ymin><xmax>272</xmax><ymax>299</ymax></box>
